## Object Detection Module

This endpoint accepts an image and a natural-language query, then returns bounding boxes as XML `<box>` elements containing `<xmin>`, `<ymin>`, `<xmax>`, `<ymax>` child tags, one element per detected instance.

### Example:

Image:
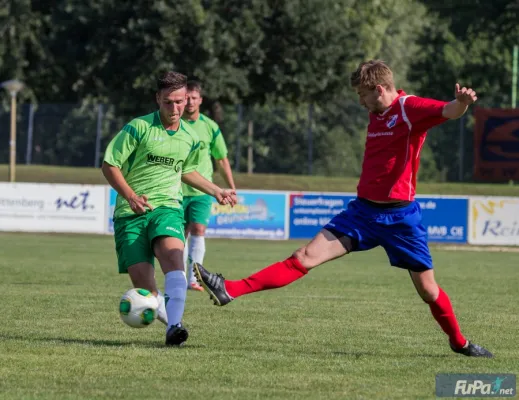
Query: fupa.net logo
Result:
<box><xmin>455</xmin><ymin>377</ymin><xmax>513</xmax><ymax>396</ymax></box>
<box><xmin>436</xmin><ymin>374</ymin><xmax>516</xmax><ymax>398</ymax></box>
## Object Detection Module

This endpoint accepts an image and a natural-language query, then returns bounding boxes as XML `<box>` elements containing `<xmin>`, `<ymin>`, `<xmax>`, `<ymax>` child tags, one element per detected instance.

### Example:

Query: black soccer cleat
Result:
<box><xmin>165</xmin><ymin>323</ymin><xmax>189</xmax><ymax>347</ymax></box>
<box><xmin>450</xmin><ymin>341</ymin><xmax>494</xmax><ymax>358</ymax></box>
<box><xmin>192</xmin><ymin>262</ymin><xmax>234</xmax><ymax>306</ymax></box>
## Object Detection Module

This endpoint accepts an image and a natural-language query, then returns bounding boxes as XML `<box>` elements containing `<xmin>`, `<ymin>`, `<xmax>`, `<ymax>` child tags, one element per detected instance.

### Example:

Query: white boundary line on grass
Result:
<box><xmin>433</xmin><ymin>245</ymin><xmax>519</xmax><ymax>253</ymax></box>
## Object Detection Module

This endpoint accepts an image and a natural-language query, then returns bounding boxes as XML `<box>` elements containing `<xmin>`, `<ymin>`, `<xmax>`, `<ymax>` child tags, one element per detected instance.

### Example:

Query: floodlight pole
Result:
<box><xmin>1</xmin><ymin>80</ymin><xmax>25</xmax><ymax>182</ymax></box>
<box><xmin>513</xmin><ymin>45</ymin><xmax>518</xmax><ymax>108</ymax></box>
<box><xmin>9</xmin><ymin>92</ymin><xmax>17</xmax><ymax>182</ymax></box>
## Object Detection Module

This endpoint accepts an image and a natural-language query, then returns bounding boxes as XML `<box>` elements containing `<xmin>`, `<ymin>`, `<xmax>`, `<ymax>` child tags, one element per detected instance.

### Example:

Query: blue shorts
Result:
<box><xmin>324</xmin><ymin>198</ymin><xmax>432</xmax><ymax>272</ymax></box>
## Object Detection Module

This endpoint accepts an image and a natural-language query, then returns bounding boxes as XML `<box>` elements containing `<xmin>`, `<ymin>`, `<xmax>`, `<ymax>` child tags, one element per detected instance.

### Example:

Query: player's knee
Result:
<box><xmin>417</xmin><ymin>284</ymin><xmax>439</xmax><ymax>303</ymax></box>
<box><xmin>292</xmin><ymin>246</ymin><xmax>319</xmax><ymax>270</ymax></box>
<box><xmin>409</xmin><ymin>269</ymin><xmax>439</xmax><ymax>303</ymax></box>
<box><xmin>190</xmin><ymin>224</ymin><xmax>206</xmax><ymax>236</ymax></box>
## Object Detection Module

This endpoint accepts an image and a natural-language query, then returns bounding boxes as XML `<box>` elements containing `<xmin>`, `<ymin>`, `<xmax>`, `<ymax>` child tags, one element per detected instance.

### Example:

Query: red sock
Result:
<box><xmin>428</xmin><ymin>287</ymin><xmax>467</xmax><ymax>349</ymax></box>
<box><xmin>224</xmin><ymin>256</ymin><xmax>309</xmax><ymax>298</ymax></box>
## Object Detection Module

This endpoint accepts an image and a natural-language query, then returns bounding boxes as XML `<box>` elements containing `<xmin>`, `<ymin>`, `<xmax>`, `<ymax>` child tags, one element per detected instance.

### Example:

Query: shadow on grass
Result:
<box><xmin>0</xmin><ymin>333</ymin><xmax>453</xmax><ymax>357</ymax></box>
<box><xmin>331</xmin><ymin>351</ymin><xmax>451</xmax><ymax>359</ymax></box>
<box><xmin>0</xmin><ymin>333</ymin><xmax>205</xmax><ymax>349</ymax></box>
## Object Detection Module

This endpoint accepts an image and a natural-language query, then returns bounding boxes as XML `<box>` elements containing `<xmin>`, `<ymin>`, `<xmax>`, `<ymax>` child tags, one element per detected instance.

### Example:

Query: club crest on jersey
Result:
<box><xmin>386</xmin><ymin>115</ymin><xmax>398</xmax><ymax>128</ymax></box>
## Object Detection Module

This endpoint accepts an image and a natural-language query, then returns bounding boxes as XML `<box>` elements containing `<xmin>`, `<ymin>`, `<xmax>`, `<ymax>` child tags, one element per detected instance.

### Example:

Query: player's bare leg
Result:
<box><xmin>186</xmin><ymin>222</ymin><xmax>205</xmax><ymax>291</ymax></box>
<box><xmin>153</xmin><ymin>236</ymin><xmax>189</xmax><ymax>346</ymax></box>
<box><xmin>127</xmin><ymin>262</ymin><xmax>168</xmax><ymax>326</ymax></box>
<box><xmin>409</xmin><ymin>269</ymin><xmax>493</xmax><ymax>358</ymax></box>
<box><xmin>193</xmin><ymin>229</ymin><xmax>351</xmax><ymax>306</ymax></box>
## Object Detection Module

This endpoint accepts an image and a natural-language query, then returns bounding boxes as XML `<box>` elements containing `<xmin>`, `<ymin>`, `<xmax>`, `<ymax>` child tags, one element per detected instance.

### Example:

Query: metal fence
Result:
<box><xmin>0</xmin><ymin>102</ymin><xmax>476</xmax><ymax>181</ymax></box>
<box><xmin>0</xmin><ymin>103</ymin><xmax>110</xmax><ymax>168</ymax></box>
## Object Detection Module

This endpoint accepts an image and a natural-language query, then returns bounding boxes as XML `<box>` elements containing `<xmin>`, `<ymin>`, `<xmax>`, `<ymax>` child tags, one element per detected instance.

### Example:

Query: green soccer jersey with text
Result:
<box><xmin>181</xmin><ymin>113</ymin><xmax>228</xmax><ymax>196</ymax></box>
<box><xmin>104</xmin><ymin>111</ymin><xmax>200</xmax><ymax>219</ymax></box>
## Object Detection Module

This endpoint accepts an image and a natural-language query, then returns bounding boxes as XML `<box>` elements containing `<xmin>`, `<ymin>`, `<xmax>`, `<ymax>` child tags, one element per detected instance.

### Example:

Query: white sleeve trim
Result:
<box><xmin>398</xmin><ymin>95</ymin><xmax>413</xmax><ymax>131</ymax></box>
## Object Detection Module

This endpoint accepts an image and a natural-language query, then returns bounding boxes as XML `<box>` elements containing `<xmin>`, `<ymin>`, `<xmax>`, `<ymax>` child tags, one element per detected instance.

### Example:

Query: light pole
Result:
<box><xmin>1</xmin><ymin>79</ymin><xmax>25</xmax><ymax>182</ymax></box>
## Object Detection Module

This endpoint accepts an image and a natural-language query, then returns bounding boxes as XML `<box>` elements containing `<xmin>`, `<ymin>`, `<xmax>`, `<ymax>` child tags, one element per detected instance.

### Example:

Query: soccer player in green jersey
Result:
<box><xmin>102</xmin><ymin>71</ymin><xmax>237</xmax><ymax>346</ymax></box>
<box><xmin>181</xmin><ymin>80</ymin><xmax>236</xmax><ymax>291</ymax></box>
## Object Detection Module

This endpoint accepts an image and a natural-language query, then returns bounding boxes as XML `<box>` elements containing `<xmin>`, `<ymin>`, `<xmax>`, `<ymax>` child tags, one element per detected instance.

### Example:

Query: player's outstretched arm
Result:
<box><xmin>442</xmin><ymin>83</ymin><xmax>477</xmax><ymax>119</ymax></box>
<box><xmin>182</xmin><ymin>171</ymin><xmax>237</xmax><ymax>206</ymax></box>
<box><xmin>215</xmin><ymin>157</ymin><xmax>236</xmax><ymax>190</ymax></box>
<box><xmin>102</xmin><ymin>162</ymin><xmax>153</xmax><ymax>214</ymax></box>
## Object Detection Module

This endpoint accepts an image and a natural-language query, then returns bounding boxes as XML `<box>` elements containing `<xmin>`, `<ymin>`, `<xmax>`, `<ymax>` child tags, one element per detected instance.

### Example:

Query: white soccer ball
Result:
<box><xmin>119</xmin><ymin>288</ymin><xmax>159</xmax><ymax>328</ymax></box>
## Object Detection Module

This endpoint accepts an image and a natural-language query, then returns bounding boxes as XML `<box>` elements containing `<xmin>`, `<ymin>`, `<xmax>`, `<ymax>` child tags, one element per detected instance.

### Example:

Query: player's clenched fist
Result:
<box><xmin>128</xmin><ymin>194</ymin><xmax>154</xmax><ymax>214</ymax></box>
<box><xmin>216</xmin><ymin>189</ymin><xmax>238</xmax><ymax>207</ymax></box>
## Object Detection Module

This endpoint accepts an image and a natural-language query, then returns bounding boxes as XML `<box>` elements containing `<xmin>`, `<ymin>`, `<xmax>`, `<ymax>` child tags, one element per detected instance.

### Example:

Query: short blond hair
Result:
<box><xmin>350</xmin><ymin>60</ymin><xmax>394</xmax><ymax>90</ymax></box>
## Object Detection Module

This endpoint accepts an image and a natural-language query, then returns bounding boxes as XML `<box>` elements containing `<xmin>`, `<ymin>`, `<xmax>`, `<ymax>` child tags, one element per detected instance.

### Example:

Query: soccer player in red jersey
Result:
<box><xmin>194</xmin><ymin>60</ymin><xmax>493</xmax><ymax>357</ymax></box>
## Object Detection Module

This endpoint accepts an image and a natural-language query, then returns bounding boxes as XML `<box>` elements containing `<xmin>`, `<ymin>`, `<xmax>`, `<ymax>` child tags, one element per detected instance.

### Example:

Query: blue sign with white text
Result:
<box><xmin>206</xmin><ymin>191</ymin><xmax>287</xmax><ymax>239</ymax></box>
<box><xmin>288</xmin><ymin>193</ymin><xmax>355</xmax><ymax>239</ymax></box>
<box><xmin>288</xmin><ymin>193</ymin><xmax>468</xmax><ymax>243</ymax></box>
<box><xmin>416</xmin><ymin>196</ymin><xmax>468</xmax><ymax>243</ymax></box>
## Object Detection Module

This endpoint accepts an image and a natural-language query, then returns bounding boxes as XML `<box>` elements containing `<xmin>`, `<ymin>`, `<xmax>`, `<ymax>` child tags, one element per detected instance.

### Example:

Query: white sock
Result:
<box><xmin>183</xmin><ymin>236</ymin><xmax>196</xmax><ymax>286</ymax></box>
<box><xmin>164</xmin><ymin>270</ymin><xmax>187</xmax><ymax>329</ymax></box>
<box><xmin>156</xmin><ymin>290</ymin><xmax>168</xmax><ymax>326</ymax></box>
<box><xmin>188</xmin><ymin>235</ymin><xmax>206</xmax><ymax>284</ymax></box>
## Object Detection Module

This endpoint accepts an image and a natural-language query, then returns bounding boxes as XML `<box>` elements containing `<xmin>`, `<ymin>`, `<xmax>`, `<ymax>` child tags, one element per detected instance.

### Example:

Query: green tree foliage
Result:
<box><xmin>0</xmin><ymin>0</ymin><xmax>47</xmax><ymax>103</ymax></box>
<box><xmin>0</xmin><ymin>0</ymin><xmax>515</xmax><ymax>181</ymax></box>
<box><xmin>410</xmin><ymin>0</ymin><xmax>519</xmax><ymax>181</ymax></box>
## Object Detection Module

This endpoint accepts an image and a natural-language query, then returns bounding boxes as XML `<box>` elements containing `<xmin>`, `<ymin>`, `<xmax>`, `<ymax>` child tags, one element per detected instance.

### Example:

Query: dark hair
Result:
<box><xmin>187</xmin><ymin>80</ymin><xmax>203</xmax><ymax>96</ymax></box>
<box><xmin>156</xmin><ymin>71</ymin><xmax>187</xmax><ymax>92</ymax></box>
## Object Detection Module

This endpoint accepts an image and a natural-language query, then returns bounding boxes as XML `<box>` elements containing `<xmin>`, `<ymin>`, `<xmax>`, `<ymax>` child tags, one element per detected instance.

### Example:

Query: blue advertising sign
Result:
<box><xmin>206</xmin><ymin>191</ymin><xmax>288</xmax><ymax>240</ymax></box>
<box><xmin>416</xmin><ymin>196</ymin><xmax>468</xmax><ymax>243</ymax></box>
<box><xmin>288</xmin><ymin>193</ymin><xmax>355</xmax><ymax>239</ymax></box>
<box><xmin>288</xmin><ymin>193</ymin><xmax>468</xmax><ymax>243</ymax></box>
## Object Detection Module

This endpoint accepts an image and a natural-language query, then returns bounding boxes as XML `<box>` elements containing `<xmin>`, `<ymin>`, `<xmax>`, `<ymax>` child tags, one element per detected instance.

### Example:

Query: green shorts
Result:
<box><xmin>183</xmin><ymin>195</ymin><xmax>213</xmax><ymax>226</ymax></box>
<box><xmin>113</xmin><ymin>206</ymin><xmax>185</xmax><ymax>274</ymax></box>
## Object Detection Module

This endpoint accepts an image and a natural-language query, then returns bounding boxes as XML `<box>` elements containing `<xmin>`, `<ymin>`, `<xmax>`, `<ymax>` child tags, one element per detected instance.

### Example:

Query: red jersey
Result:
<box><xmin>357</xmin><ymin>90</ymin><xmax>448</xmax><ymax>202</ymax></box>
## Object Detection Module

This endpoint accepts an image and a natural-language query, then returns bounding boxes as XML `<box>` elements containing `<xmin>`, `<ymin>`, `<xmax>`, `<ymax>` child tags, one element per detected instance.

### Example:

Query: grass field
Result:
<box><xmin>1</xmin><ymin>164</ymin><xmax>518</xmax><ymax>196</ymax></box>
<box><xmin>1</xmin><ymin>232</ymin><xmax>518</xmax><ymax>399</ymax></box>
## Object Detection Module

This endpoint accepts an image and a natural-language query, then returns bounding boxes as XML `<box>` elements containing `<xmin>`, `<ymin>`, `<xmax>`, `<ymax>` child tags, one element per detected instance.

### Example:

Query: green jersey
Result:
<box><xmin>181</xmin><ymin>113</ymin><xmax>228</xmax><ymax>196</ymax></box>
<box><xmin>104</xmin><ymin>111</ymin><xmax>200</xmax><ymax>219</ymax></box>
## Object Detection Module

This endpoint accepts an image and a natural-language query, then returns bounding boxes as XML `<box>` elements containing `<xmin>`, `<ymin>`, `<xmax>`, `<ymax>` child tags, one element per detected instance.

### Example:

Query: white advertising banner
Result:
<box><xmin>468</xmin><ymin>196</ymin><xmax>519</xmax><ymax>245</ymax></box>
<box><xmin>0</xmin><ymin>183</ymin><xmax>107</xmax><ymax>233</ymax></box>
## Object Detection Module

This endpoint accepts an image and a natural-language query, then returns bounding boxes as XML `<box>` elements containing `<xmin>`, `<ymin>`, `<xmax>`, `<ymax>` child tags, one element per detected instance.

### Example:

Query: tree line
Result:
<box><xmin>1</xmin><ymin>0</ymin><xmax>517</xmax><ymax>180</ymax></box>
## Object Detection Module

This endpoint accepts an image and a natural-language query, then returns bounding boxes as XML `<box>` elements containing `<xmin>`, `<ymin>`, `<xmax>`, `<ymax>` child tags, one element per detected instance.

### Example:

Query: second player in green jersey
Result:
<box><xmin>181</xmin><ymin>80</ymin><xmax>236</xmax><ymax>291</ymax></box>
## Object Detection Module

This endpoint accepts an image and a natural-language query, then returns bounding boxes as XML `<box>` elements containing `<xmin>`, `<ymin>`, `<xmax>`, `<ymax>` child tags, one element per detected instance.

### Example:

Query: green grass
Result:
<box><xmin>0</xmin><ymin>232</ymin><xmax>517</xmax><ymax>399</ymax></box>
<box><xmin>1</xmin><ymin>164</ymin><xmax>518</xmax><ymax>195</ymax></box>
